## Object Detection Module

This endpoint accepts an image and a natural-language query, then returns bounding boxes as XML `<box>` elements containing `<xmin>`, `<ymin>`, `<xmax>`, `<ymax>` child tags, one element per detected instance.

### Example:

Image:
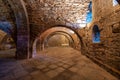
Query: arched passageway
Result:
<box><xmin>0</xmin><ymin>20</ymin><xmax>16</xmax><ymax>59</ymax></box>
<box><xmin>32</xmin><ymin>26</ymin><xmax>82</xmax><ymax>57</ymax></box>
<box><xmin>0</xmin><ymin>0</ymin><xmax>30</xmax><ymax>59</ymax></box>
<box><xmin>43</xmin><ymin>31</ymin><xmax>74</xmax><ymax>48</ymax></box>
<box><xmin>0</xmin><ymin>30</ymin><xmax>16</xmax><ymax>58</ymax></box>
<box><xmin>0</xmin><ymin>0</ymin><xmax>120</xmax><ymax>80</ymax></box>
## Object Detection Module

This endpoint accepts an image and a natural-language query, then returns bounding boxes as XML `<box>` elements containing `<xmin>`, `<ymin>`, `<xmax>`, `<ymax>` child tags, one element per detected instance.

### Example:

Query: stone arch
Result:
<box><xmin>5</xmin><ymin>0</ymin><xmax>30</xmax><ymax>59</ymax></box>
<box><xmin>32</xmin><ymin>26</ymin><xmax>84</xmax><ymax>57</ymax></box>
<box><xmin>43</xmin><ymin>31</ymin><xmax>75</xmax><ymax>48</ymax></box>
<box><xmin>39</xmin><ymin>25</ymin><xmax>84</xmax><ymax>45</ymax></box>
<box><xmin>40</xmin><ymin>26</ymin><xmax>83</xmax><ymax>49</ymax></box>
<box><xmin>45</xmin><ymin>33</ymin><xmax>71</xmax><ymax>48</ymax></box>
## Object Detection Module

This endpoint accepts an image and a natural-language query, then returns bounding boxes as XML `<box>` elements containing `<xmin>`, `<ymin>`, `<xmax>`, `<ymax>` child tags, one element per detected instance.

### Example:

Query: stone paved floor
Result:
<box><xmin>0</xmin><ymin>47</ymin><xmax>119</xmax><ymax>80</ymax></box>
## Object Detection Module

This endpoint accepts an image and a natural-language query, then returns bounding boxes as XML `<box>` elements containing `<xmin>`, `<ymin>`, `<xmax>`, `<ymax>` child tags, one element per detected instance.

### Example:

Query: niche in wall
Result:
<box><xmin>92</xmin><ymin>25</ymin><xmax>100</xmax><ymax>43</ymax></box>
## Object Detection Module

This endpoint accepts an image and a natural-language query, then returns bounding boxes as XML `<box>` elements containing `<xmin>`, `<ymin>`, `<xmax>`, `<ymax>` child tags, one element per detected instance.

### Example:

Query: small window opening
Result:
<box><xmin>92</xmin><ymin>25</ymin><xmax>100</xmax><ymax>43</ymax></box>
<box><xmin>113</xmin><ymin>0</ymin><xmax>119</xmax><ymax>6</ymax></box>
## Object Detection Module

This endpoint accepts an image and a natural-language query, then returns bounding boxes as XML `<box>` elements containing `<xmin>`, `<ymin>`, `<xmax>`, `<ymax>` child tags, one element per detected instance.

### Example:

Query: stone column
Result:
<box><xmin>16</xmin><ymin>25</ymin><xmax>29</xmax><ymax>59</ymax></box>
<box><xmin>8</xmin><ymin>0</ymin><xmax>30</xmax><ymax>59</ymax></box>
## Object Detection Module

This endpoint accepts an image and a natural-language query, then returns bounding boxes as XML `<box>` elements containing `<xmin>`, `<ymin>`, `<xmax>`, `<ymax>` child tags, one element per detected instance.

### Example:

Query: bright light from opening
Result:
<box><xmin>69</xmin><ymin>30</ymin><xmax>74</xmax><ymax>34</ymax></box>
<box><xmin>77</xmin><ymin>20</ymin><xmax>82</xmax><ymax>23</ymax></box>
<box><xmin>76</xmin><ymin>19</ymin><xmax>86</xmax><ymax>28</ymax></box>
<box><xmin>79</xmin><ymin>23</ymin><xmax>86</xmax><ymax>28</ymax></box>
<box><xmin>113</xmin><ymin>0</ymin><xmax>118</xmax><ymax>6</ymax></box>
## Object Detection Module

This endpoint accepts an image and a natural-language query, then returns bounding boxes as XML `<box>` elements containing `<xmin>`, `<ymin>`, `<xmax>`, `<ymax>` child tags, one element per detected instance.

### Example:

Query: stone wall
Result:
<box><xmin>0</xmin><ymin>0</ymin><xmax>16</xmax><ymax>50</ymax></box>
<box><xmin>0</xmin><ymin>0</ymin><xmax>16</xmax><ymax>37</ymax></box>
<box><xmin>83</xmin><ymin>1</ymin><xmax>120</xmax><ymax>77</ymax></box>
<box><xmin>46</xmin><ymin>34</ymin><xmax>70</xmax><ymax>47</ymax></box>
<box><xmin>92</xmin><ymin>0</ymin><xmax>113</xmax><ymax>21</ymax></box>
<box><xmin>0</xmin><ymin>0</ymin><xmax>13</xmax><ymax>21</ymax></box>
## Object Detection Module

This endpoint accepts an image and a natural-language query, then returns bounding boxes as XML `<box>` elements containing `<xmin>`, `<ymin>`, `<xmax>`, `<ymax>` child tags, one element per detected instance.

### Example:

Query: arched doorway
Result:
<box><xmin>4</xmin><ymin>0</ymin><xmax>30</xmax><ymax>59</ymax></box>
<box><xmin>0</xmin><ymin>30</ymin><xmax>16</xmax><ymax>59</ymax></box>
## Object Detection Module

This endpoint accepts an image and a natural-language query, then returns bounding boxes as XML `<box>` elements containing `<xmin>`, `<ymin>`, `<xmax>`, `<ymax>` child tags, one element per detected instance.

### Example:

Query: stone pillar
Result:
<box><xmin>32</xmin><ymin>38</ymin><xmax>38</xmax><ymax>57</ymax></box>
<box><xmin>8</xmin><ymin>0</ymin><xmax>30</xmax><ymax>59</ymax></box>
<box><xmin>16</xmin><ymin>36</ymin><xmax>29</xmax><ymax>59</ymax></box>
<box><xmin>17</xmin><ymin>0</ymin><xmax>30</xmax><ymax>59</ymax></box>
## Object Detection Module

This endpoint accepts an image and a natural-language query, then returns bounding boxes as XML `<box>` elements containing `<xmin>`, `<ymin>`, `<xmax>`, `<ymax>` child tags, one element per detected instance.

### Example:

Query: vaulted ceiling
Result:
<box><xmin>22</xmin><ymin>0</ymin><xmax>91</xmax><ymax>40</ymax></box>
<box><xmin>24</xmin><ymin>0</ymin><xmax>90</xmax><ymax>25</ymax></box>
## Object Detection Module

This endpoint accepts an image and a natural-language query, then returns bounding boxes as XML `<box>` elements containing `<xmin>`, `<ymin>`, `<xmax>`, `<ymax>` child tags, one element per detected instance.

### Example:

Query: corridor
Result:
<box><xmin>0</xmin><ymin>47</ymin><xmax>118</xmax><ymax>80</ymax></box>
<box><xmin>0</xmin><ymin>0</ymin><xmax>120</xmax><ymax>80</ymax></box>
